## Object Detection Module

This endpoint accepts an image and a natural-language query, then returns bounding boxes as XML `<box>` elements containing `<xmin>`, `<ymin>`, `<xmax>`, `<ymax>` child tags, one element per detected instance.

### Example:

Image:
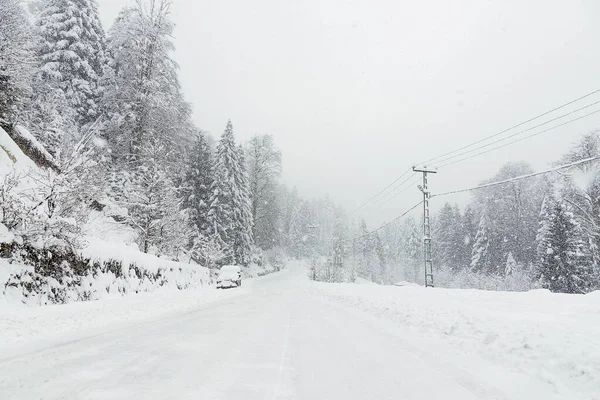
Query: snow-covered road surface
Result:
<box><xmin>0</xmin><ymin>263</ymin><xmax>581</xmax><ymax>400</ymax></box>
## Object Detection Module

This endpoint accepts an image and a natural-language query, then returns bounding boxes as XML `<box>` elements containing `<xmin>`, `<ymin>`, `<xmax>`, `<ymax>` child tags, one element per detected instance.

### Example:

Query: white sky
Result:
<box><xmin>98</xmin><ymin>0</ymin><xmax>600</xmax><ymax>227</ymax></box>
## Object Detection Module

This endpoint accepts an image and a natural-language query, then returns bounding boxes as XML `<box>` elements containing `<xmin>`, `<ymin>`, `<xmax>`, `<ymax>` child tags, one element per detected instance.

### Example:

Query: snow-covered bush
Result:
<box><xmin>434</xmin><ymin>264</ymin><xmax>538</xmax><ymax>292</ymax></box>
<box><xmin>316</xmin><ymin>256</ymin><xmax>346</xmax><ymax>283</ymax></box>
<box><xmin>250</xmin><ymin>246</ymin><xmax>264</xmax><ymax>266</ymax></box>
<box><xmin>265</xmin><ymin>247</ymin><xmax>285</xmax><ymax>271</ymax></box>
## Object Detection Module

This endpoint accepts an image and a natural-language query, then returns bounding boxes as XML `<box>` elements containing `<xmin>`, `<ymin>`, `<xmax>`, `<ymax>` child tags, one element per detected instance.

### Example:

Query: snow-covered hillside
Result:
<box><xmin>1</xmin><ymin>125</ymin><xmax>211</xmax><ymax>306</ymax></box>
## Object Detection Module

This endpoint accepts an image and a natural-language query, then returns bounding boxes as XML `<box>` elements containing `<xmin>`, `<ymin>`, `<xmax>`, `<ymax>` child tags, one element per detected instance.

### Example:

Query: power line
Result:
<box><xmin>348</xmin><ymin>200</ymin><xmax>423</xmax><ymax>242</ymax></box>
<box><xmin>432</xmin><ymin>155</ymin><xmax>600</xmax><ymax>198</ymax></box>
<box><xmin>432</xmin><ymin>100</ymin><xmax>600</xmax><ymax>166</ymax></box>
<box><xmin>368</xmin><ymin>173</ymin><xmax>418</xmax><ymax>208</ymax></box>
<box><xmin>418</xmin><ymin>87</ymin><xmax>600</xmax><ymax>166</ymax></box>
<box><xmin>380</xmin><ymin>176</ymin><xmax>421</xmax><ymax>204</ymax></box>
<box><xmin>350</xmin><ymin>167</ymin><xmax>412</xmax><ymax>214</ymax></box>
<box><xmin>438</xmin><ymin>108</ymin><xmax>600</xmax><ymax>168</ymax></box>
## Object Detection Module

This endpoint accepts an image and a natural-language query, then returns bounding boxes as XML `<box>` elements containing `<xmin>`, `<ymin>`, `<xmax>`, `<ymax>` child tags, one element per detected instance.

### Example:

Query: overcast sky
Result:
<box><xmin>98</xmin><ymin>0</ymin><xmax>600</xmax><ymax>226</ymax></box>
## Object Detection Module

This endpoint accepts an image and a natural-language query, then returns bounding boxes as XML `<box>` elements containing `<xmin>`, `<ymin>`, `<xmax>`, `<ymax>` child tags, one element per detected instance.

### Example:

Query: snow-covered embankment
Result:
<box><xmin>311</xmin><ymin>282</ymin><xmax>600</xmax><ymax>399</ymax></box>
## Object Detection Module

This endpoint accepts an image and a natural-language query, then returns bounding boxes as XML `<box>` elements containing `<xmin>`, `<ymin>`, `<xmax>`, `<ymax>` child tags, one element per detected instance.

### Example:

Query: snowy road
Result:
<box><xmin>0</xmin><ymin>264</ymin><xmax>569</xmax><ymax>400</ymax></box>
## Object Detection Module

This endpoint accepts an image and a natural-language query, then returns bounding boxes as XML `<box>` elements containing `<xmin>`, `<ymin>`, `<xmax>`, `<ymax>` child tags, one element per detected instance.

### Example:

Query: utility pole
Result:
<box><xmin>413</xmin><ymin>166</ymin><xmax>437</xmax><ymax>287</ymax></box>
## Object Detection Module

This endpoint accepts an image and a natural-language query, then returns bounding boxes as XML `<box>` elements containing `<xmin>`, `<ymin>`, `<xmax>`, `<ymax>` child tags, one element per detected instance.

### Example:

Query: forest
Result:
<box><xmin>1</xmin><ymin>0</ymin><xmax>599</xmax><ymax>296</ymax></box>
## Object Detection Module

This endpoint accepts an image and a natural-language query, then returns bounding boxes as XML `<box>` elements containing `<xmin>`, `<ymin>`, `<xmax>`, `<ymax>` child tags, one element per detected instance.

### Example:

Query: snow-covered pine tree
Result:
<box><xmin>470</xmin><ymin>211</ymin><xmax>491</xmax><ymax>273</ymax></box>
<box><xmin>323</xmin><ymin>217</ymin><xmax>346</xmax><ymax>282</ymax></box>
<box><xmin>280</xmin><ymin>186</ymin><xmax>300</xmax><ymax>250</ymax></box>
<box><xmin>355</xmin><ymin>219</ymin><xmax>371</xmax><ymax>279</ymax></box>
<box><xmin>461</xmin><ymin>205</ymin><xmax>478</xmax><ymax>269</ymax></box>
<box><xmin>0</xmin><ymin>0</ymin><xmax>34</xmax><ymax>120</ymax></box>
<box><xmin>232</xmin><ymin>144</ymin><xmax>254</xmax><ymax>265</ymax></box>
<box><xmin>379</xmin><ymin>223</ymin><xmax>398</xmax><ymax>265</ymax></box>
<box><xmin>396</xmin><ymin>216</ymin><xmax>421</xmax><ymax>282</ymax></box>
<box><xmin>434</xmin><ymin>203</ymin><xmax>465</xmax><ymax>271</ymax></box>
<box><xmin>184</xmin><ymin>132</ymin><xmax>214</xmax><ymax>242</ymax></box>
<box><xmin>207</xmin><ymin>120</ymin><xmax>253</xmax><ymax>265</ymax></box>
<box><xmin>206</xmin><ymin>165</ymin><xmax>234</xmax><ymax>263</ymax></box>
<box><xmin>505</xmin><ymin>252</ymin><xmax>517</xmax><ymax>277</ymax></box>
<box><xmin>372</xmin><ymin>231</ymin><xmax>387</xmax><ymax>283</ymax></box>
<box><xmin>558</xmin><ymin>132</ymin><xmax>600</xmax><ymax>282</ymax></box>
<box><xmin>535</xmin><ymin>195</ymin><xmax>594</xmax><ymax>293</ymax></box>
<box><xmin>288</xmin><ymin>200</ymin><xmax>309</xmax><ymax>258</ymax></box>
<box><xmin>353</xmin><ymin>219</ymin><xmax>385</xmax><ymax>282</ymax></box>
<box><xmin>36</xmin><ymin>0</ymin><xmax>107</xmax><ymax>128</ymax></box>
<box><xmin>535</xmin><ymin>193</ymin><xmax>555</xmax><ymax>272</ymax></box>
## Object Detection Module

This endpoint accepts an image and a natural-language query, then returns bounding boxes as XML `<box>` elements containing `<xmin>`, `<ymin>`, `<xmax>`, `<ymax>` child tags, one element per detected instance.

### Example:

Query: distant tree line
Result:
<box><xmin>361</xmin><ymin>133</ymin><xmax>600</xmax><ymax>294</ymax></box>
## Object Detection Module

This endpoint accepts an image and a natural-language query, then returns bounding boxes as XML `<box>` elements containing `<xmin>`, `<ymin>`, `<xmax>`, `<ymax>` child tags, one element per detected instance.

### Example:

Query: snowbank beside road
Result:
<box><xmin>0</xmin><ymin>280</ymin><xmax>248</xmax><ymax>360</ymax></box>
<box><xmin>311</xmin><ymin>282</ymin><xmax>600</xmax><ymax>400</ymax></box>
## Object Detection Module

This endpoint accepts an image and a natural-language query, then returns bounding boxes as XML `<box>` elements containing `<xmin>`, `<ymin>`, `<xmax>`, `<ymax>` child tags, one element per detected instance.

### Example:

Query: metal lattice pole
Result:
<box><xmin>413</xmin><ymin>166</ymin><xmax>437</xmax><ymax>287</ymax></box>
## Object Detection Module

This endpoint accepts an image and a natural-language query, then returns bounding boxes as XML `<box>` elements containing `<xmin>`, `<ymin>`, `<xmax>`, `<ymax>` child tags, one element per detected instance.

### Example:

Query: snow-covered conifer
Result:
<box><xmin>505</xmin><ymin>252</ymin><xmax>517</xmax><ymax>277</ymax></box>
<box><xmin>323</xmin><ymin>217</ymin><xmax>346</xmax><ymax>282</ymax></box>
<box><xmin>0</xmin><ymin>0</ymin><xmax>34</xmax><ymax>120</ymax></box>
<box><xmin>36</xmin><ymin>0</ymin><xmax>107</xmax><ymax>127</ymax></box>
<box><xmin>535</xmin><ymin>195</ymin><xmax>594</xmax><ymax>293</ymax></box>
<box><xmin>288</xmin><ymin>201</ymin><xmax>309</xmax><ymax>258</ymax></box>
<box><xmin>434</xmin><ymin>203</ymin><xmax>466</xmax><ymax>271</ymax></box>
<box><xmin>184</xmin><ymin>133</ymin><xmax>214</xmax><ymax>241</ymax></box>
<box><xmin>207</xmin><ymin>121</ymin><xmax>253</xmax><ymax>265</ymax></box>
<box><xmin>232</xmin><ymin>144</ymin><xmax>254</xmax><ymax>264</ymax></box>
<box><xmin>471</xmin><ymin>212</ymin><xmax>491</xmax><ymax>273</ymax></box>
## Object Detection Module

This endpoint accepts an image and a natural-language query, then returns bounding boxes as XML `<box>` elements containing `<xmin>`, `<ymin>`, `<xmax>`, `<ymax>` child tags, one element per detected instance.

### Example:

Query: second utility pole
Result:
<box><xmin>413</xmin><ymin>166</ymin><xmax>437</xmax><ymax>287</ymax></box>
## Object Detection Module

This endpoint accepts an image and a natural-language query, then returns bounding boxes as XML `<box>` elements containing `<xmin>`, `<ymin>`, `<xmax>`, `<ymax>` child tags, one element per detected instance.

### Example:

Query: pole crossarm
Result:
<box><xmin>412</xmin><ymin>166</ymin><xmax>438</xmax><ymax>174</ymax></box>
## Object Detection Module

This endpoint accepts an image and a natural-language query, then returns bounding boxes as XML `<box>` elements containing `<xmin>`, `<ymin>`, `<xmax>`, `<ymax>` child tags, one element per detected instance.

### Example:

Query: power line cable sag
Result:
<box><xmin>438</xmin><ymin>108</ymin><xmax>600</xmax><ymax>168</ymax></box>
<box><xmin>418</xmin><ymin>87</ymin><xmax>600</xmax><ymax>166</ymax></box>
<box><xmin>348</xmin><ymin>200</ymin><xmax>423</xmax><ymax>242</ymax></box>
<box><xmin>350</xmin><ymin>167</ymin><xmax>412</xmax><ymax>214</ymax></box>
<box><xmin>380</xmin><ymin>176</ymin><xmax>422</xmax><ymax>205</ymax></box>
<box><xmin>368</xmin><ymin>173</ymin><xmax>418</xmax><ymax>209</ymax></box>
<box><xmin>432</xmin><ymin>155</ymin><xmax>600</xmax><ymax>198</ymax></box>
<box><xmin>431</xmin><ymin>100</ymin><xmax>600</xmax><ymax>166</ymax></box>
